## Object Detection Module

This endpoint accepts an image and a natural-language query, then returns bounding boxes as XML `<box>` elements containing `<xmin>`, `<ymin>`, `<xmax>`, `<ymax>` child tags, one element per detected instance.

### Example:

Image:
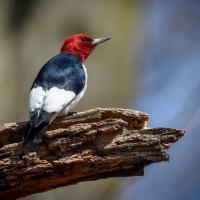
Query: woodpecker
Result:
<box><xmin>23</xmin><ymin>34</ymin><xmax>110</xmax><ymax>144</ymax></box>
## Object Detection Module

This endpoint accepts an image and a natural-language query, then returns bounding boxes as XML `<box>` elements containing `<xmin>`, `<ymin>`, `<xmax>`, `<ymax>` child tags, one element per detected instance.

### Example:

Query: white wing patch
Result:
<box><xmin>42</xmin><ymin>87</ymin><xmax>76</xmax><ymax>113</ymax></box>
<box><xmin>29</xmin><ymin>87</ymin><xmax>76</xmax><ymax>114</ymax></box>
<box><xmin>29</xmin><ymin>87</ymin><xmax>45</xmax><ymax>112</ymax></box>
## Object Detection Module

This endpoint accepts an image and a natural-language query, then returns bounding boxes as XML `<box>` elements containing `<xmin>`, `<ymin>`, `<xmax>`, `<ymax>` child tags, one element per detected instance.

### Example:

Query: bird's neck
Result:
<box><xmin>61</xmin><ymin>44</ymin><xmax>94</xmax><ymax>63</ymax></box>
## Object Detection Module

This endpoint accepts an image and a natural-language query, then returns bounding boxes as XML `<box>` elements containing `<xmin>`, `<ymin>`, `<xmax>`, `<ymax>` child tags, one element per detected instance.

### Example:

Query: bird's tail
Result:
<box><xmin>23</xmin><ymin>121</ymin><xmax>49</xmax><ymax>145</ymax></box>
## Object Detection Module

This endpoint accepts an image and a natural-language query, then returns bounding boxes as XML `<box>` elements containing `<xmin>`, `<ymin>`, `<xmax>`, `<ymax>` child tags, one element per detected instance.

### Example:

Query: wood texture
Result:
<box><xmin>0</xmin><ymin>108</ymin><xmax>185</xmax><ymax>200</ymax></box>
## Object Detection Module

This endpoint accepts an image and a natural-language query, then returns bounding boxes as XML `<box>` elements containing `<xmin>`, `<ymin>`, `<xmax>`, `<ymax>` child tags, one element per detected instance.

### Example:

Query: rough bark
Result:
<box><xmin>0</xmin><ymin>108</ymin><xmax>185</xmax><ymax>200</ymax></box>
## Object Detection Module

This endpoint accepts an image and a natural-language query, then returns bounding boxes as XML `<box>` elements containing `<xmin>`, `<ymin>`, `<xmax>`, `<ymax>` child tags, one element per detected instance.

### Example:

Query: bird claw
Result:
<box><xmin>33</xmin><ymin>138</ymin><xmax>42</xmax><ymax>145</ymax></box>
<box><xmin>67</xmin><ymin>111</ymin><xmax>77</xmax><ymax>116</ymax></box>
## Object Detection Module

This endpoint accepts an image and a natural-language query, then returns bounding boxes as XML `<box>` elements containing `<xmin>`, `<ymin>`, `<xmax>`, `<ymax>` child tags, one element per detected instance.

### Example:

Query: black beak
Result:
<box><xmin>92</xmin><ymin>37</ymin><xmax>111</xmax><ymax>46</ymax></box>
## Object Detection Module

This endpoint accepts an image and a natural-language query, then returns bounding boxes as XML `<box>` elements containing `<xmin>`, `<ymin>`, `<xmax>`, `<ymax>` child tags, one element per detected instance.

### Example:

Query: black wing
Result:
<box><xmin>29</xmin><ymin>53</ymin><xmax>86</xmax><ymax>127</ymax></box>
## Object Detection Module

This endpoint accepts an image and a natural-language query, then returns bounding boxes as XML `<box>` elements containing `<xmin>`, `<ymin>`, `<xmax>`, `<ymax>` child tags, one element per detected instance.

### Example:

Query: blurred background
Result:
<box><xmin>0</xmin><ymin>0</ymin><xmax>199</xmax><ymax>199</ymax></box>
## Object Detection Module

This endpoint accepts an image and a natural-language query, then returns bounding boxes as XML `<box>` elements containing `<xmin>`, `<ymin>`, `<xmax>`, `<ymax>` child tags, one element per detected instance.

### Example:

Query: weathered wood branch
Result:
<box><xmin>0</xmin><ymin>108</ymin><xmax>185</xmax><ymax>200</ymax></box>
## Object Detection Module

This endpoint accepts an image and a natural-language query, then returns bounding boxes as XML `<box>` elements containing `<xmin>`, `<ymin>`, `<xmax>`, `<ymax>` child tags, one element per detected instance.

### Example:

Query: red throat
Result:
<box><xmin>60</xmin><ymin>34</ymin><xmax>95</xmax><ymax>63</ymax></box>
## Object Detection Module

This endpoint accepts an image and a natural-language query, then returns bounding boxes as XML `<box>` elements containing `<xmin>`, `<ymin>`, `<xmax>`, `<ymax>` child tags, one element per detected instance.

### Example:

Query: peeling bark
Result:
<box><xmin>0</xmin><ymin>108</ymin><xmax>185</xmax><ymax>200</ymax></box>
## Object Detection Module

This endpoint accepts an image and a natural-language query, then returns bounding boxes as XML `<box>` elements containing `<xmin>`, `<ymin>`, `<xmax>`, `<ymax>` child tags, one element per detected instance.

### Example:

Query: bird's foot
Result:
<box><xmin>33</xmin><ymin>137</ymin><xmax>43</xmax><ymax>145</ymax></box>
<box><xmin>67</xmin><ymin>111</ymin><xmax>78</xmax><ymax>116</ymax></box>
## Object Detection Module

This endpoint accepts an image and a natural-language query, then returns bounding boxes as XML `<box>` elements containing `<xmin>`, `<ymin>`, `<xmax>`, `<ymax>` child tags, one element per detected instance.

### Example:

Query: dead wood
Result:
<box><xmin>0</xmin><ymin>108</ymin><xmax>185</xmax><ymax>199</ymax></box>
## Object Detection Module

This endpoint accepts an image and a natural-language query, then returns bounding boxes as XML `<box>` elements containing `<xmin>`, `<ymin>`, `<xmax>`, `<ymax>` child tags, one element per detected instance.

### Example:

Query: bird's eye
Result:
<box><xmin>80</xmin><ymin>37</ymin><xmax>92</xmax><ymax>43</ymax></box>
<box><xmin>80</xmin><ymin>38</ymin><xmax>87</xmax><ymax>42</ymax></box>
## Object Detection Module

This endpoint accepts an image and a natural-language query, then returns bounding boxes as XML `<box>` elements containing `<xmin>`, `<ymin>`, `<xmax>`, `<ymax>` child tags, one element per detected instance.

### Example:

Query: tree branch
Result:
<box><xmin>0</xmin><ymin>108</ymin><xmax>185</xmax><ymax>200</ymax></box>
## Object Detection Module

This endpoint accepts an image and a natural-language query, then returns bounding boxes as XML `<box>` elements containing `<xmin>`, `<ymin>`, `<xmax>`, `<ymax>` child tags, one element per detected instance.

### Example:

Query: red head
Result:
<box><xmin>60</xmin><ymin>34</ymin><xmax>110</xmax><ymax>62</ymax></box>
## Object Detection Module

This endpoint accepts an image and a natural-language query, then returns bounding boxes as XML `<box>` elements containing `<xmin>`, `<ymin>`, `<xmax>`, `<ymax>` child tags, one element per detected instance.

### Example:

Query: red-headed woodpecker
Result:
<box><xmin>23</xmin><ymin>34</ymin><xmax>110</xmax><ymax>144</ymax></box>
